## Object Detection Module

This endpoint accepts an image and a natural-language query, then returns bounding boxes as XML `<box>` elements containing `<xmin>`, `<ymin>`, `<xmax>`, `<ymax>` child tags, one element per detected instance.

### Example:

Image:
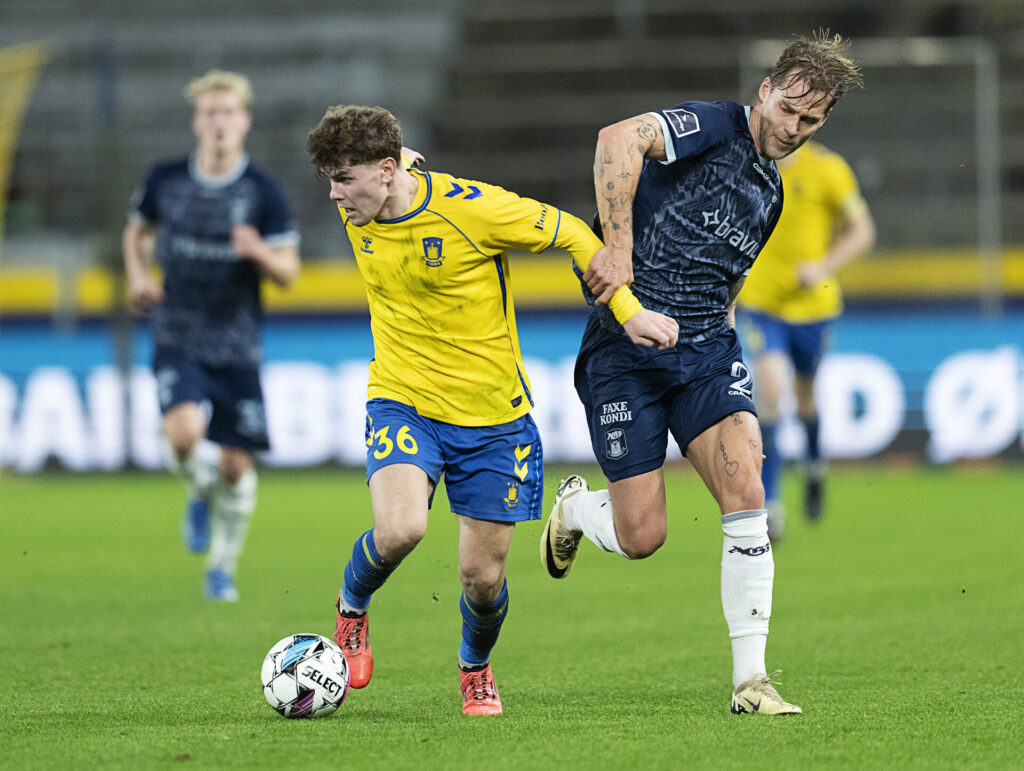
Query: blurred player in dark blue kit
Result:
<box><xmin>541</xmin><ymin>33</ymin><xmax>862</xmax><ymax>714</ymax></box>
<box><xmin>123</xmin><ymin>70</ymin><xmax>300</xmax><ymax>601</ymax></box>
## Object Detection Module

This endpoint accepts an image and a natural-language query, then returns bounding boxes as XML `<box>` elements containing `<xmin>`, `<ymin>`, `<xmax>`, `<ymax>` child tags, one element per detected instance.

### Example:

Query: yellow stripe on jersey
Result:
<box><xmin>340</xmin><ymin>169</ymin><xmax>638</xmax><ymax>426</ymax></box>
<box><xmin>740</xmin><ymin>142</ymin><xmax>866</xmax><ymax>322</ymax></box>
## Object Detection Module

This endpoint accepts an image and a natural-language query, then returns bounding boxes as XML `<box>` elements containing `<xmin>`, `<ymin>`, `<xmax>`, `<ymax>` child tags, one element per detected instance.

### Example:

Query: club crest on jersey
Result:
<box><xmin>422</xmin><ymin>236</ymin><xmax>444</xmax><ymax>267</ymax></box>
<box><xmin>360</xmin><ymin>236</ymin><xmax>373</xmax><ymax>254</ymax></box>
<box><xmin>605</xmin><ymin>428</ymin><xmax>628</xmax><ymax>460</ymax></box>
<box><xmin>503</xmin><ymin>482</ymin><xmax>520</xmax><ymax>510</ymax></box>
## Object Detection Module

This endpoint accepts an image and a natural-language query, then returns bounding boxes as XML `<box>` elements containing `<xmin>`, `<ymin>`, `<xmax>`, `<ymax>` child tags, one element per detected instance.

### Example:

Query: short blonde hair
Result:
<box><xmin>769</xmin><ymin>31</ymin><xmax>862</xmax><ymax>113</ymax></box>
<box><xmin>184</xmin><ymin>70</ymin><xmax>253</xmax><ymax>109</ymax></box>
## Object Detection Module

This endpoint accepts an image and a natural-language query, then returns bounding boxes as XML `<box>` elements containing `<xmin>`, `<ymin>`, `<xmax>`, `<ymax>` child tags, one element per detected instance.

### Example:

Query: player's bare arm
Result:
<box><xmin>796</xmin><ymin>204</ymin><xmax>876</xmax><ymax>288</ymax></box>
<box><xmin>231</xmin><ymin>224</ymin><xmax>300</xmax><ymax>288</ymax></box>
<box><xmin>587</xmin><ymin>115</ymin><xmax>667</xmax><ymax>305</ymax></box>
<box><xmin>726</xmin><ymin>274</ymin><xmax>746</xmax><ymax>328</ymax></box>
<box><xmin>122</xmin><ymin>219</ymin><xmax>164</xmax><ymax>313</ymax></box>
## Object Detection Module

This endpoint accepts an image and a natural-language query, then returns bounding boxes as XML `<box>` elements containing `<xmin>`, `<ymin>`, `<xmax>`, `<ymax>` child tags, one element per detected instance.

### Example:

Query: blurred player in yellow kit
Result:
<box><xmin>737</xmin><ymin>141</ymin><xmax>875</xmax><ymax>539</ymax></box>
<box><xmin>305</xmin><ymin>105</ymin><xmax>678</xmax><ymax>715</ymax></box>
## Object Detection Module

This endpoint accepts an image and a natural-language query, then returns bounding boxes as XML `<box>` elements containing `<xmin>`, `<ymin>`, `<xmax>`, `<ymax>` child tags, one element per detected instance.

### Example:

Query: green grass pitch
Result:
<box><xmin>1</xmin><ymin>464</ymin><xmax>1021</xmax><ymax>768</ymax></box>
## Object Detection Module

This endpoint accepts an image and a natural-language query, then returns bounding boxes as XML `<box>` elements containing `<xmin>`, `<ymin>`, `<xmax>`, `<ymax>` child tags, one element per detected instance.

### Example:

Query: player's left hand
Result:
<box><xmin>623</xmin><ymin>309</ymin><xmax>679</xmax><ymax>350</ymax></box>
<box><xmin>231</xmin><ymin>223</ymin><xmax>264</xmax><ymax>259</ymax></box>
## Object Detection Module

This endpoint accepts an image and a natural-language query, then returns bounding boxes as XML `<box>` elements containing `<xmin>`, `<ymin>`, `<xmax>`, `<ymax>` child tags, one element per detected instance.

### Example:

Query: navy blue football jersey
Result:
<box><xmin>129</xmin><ymin>153</ymin><xmax>299</xmax><ymax>366</ymax></box>
<box><xmin>582</xmin><ymin>100</ymin><xmax>783</xmax><ymax>344</ymax></box>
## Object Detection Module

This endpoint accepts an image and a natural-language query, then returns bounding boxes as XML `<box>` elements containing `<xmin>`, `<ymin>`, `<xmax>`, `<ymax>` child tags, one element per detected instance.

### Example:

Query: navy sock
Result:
<box><xmin>341</xmin><ymin>529</ymin><xmax>399</xmax><ymax>611</ymax></box>
<box><xmin>801</xmin><ymin>415</ymin><xmax>821</xmax><ymax>464</ymax></box>
<box><xmin>760</xmin><ymin>421</ymin><xmax>781</xmax><ymax>502</ymax></box>
<box><xmin>459</xmin><ymin>580</ymin><xmax>509</xmax><ymax>668</ymax></box>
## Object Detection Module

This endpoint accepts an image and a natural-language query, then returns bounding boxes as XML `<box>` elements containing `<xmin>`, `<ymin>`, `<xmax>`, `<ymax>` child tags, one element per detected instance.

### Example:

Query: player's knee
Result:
<box><xmin>219</xmin><ymin>451</ymin><xmax>252</xmax><ymax>485</ymax></box>
<box><xmin>164</xmin><ymin>428</ymin><xmax>201</xmax><ymax>460</ymax></box>
<box><xmin>459</xmin><ymin>563</ymin><xmax>505</xmax><ymax>603</ymax></box>
<box><xmin>719</xmin><ymin>475</ymin><xmax>765</xmax><ymax>514</ymax></box>
<box><xmin>375</xmin><ymin>520</ymin><xmax>425</xmax><ymax>560</ymax></box>
<box><xmin>617</xmin><ymin>523</ymin><xmax>666</xmax><ymax>560</ymax></box>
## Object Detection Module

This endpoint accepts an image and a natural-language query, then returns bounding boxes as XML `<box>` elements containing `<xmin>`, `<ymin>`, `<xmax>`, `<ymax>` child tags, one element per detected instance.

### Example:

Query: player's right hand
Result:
<box><xmin>623</xmin><ymin>309</ymin><xmax>678</xmax><ymax>350</ymax></box>
<box><xmin>401</xmin><ymin>146</ymin><xmax>425</xmax><ymax>167</ymax></box>
<box><xmin>128</xmin><ymin>274</ymin><xmax>163</xmax><ymax>314</ymax></box>
<box><xmin>584</xmin><ymin>245</ymin><xmax>634</xmax><ymax>305</ymax></box>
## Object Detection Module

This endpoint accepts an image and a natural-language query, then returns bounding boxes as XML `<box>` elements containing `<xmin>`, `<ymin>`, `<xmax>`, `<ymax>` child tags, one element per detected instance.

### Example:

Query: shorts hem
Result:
<box><xmin>678</xmin><ymin>405</ymin><xmax>757</xmax><ymax>454</ymax></box>
<box><xmin>450</xmin><ymin>509</ymin><xmax>542</xmax><ymax>524</ymax></box>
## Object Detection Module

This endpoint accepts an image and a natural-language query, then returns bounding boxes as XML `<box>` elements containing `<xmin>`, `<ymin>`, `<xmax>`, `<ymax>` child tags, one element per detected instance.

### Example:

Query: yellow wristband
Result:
<box><xmin>607</xmin><ymin>286</ymin><xmax>643</xmax><ymax>324</ymax></box>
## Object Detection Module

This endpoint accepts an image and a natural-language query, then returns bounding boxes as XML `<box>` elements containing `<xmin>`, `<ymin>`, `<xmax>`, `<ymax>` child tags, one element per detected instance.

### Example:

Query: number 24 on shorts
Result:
<box><xmin>368</xmin><ymin>424</ymin><xmax>419</xmax><ymax>459</ymax></box>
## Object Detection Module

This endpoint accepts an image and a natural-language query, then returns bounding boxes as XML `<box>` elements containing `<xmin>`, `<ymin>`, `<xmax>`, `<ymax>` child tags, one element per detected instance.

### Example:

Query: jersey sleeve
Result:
<box><xmin>127</xmin><ymin>165</ymin><xmax>162</xmax><ymax>224</ymax></box>
<box><xmin>462</xmin><ymin>182</ymin><xmax>643</xmax><ymax>324</ymax></box>
<box><xmin>253</xmin><ymin>175</ymin><xmax>300</xmax><ymax>246</ymax></box>
<box><xmin>825</xmin><ymin>153</ymin><xmax>867</xmax><ymax>221</ymax></box>
<box><xmin>647</xmin><ymin>101</ymin><xmax>734</xmax><ymax>165</ymax></box>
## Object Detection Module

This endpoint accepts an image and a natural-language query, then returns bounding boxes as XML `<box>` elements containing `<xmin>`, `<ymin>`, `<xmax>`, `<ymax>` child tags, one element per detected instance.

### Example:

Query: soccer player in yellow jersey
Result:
<box><xmin>737</xmin><ymin>141</ymin><xmax>875</xmax><ymax>538</ymax></box>
<box><xmin>305</xmin><ymin>105</ymin><xmax>678</xmax><ymax>715</ymax></box>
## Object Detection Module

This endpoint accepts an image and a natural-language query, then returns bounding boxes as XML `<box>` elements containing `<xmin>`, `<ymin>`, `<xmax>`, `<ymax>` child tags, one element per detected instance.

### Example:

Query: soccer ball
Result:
<box><xmin>261</xmin><ymin>633</ymin><xmax>350</xmax><ymax>718</ymax></box>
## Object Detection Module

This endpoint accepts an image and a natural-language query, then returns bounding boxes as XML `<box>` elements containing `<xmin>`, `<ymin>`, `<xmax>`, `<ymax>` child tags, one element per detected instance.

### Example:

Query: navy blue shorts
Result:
<box><xmin>737</xmin><ymin>309</ymin><xmax>831</xmax><ymax>376</ymax></box>
<box><xmin>153</xmin><ymin>346</ymin><xmax>269</xmax><ymax>451</ymax></box>
<box><xmin>364</xmin><ymin>398</ymin><xmax>543</xmax><ymax>523</ymax></box>
<box><xmin>574</xmin><ymin>318</ymin><xmax>756</xmax><ymax>482</ymax></box>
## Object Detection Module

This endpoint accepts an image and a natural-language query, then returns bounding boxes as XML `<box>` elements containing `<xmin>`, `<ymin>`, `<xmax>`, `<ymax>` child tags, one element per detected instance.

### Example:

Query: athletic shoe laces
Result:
<box><xmin>339</xmin><ymin>616</ymin><xmax>366</xmax><ymax>653</ymax></box>
<box><xmin>464</xmin><ymin>671</ymin><xmax>496</xmax><ymax>702</ymax></box>
<box><xmin>748</xmin><ymin>670</ymin><xmax>785</xmax><ymax>699</ymax></box>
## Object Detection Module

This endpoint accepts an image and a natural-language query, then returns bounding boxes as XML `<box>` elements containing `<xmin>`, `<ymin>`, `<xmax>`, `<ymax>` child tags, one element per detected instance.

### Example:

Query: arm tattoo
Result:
<box><xmin>637</xmin><ymin>121</ymin><xmax>658</xmax><ymax>142</ymax></box>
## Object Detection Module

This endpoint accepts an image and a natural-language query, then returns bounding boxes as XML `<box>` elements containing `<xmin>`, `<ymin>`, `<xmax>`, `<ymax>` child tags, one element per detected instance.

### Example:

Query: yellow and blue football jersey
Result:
<box><xmin>739</xmin><ymin>142</ymin><xmax>867</xmax><ymax>322</ymax></box>
<box><xmin>340</xmin><ymin>169</ymin><xmax>641</xmax><ymax>426</ymax></box>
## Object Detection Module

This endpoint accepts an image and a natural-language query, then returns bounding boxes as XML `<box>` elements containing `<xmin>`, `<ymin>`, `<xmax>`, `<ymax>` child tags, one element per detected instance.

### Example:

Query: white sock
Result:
<box><xmin>208</xmin><ymin>469</ymin><xmax>257</xmax><ymax>576</ymax></box>
<box><xmin>721</xmin><ymin>508</ymin><xmax>773</xmax><ymax>687</ymax></box>
<box><xmin>163</xmin><ymin>440</ymin><xmax>219</xmax><ymax>499</ymax></box>
<box><xmin>563</xmin><ymin>489</ymin><xmax>630</xmax><ymax>559</ymax></box>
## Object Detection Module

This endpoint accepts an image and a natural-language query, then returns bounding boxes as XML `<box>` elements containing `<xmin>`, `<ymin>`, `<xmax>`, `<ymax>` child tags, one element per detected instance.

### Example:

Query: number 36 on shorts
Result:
<box><xmin>367</xmin><ymin>423</ymin><xmax>419</xmax><ymax>459</ymax></box>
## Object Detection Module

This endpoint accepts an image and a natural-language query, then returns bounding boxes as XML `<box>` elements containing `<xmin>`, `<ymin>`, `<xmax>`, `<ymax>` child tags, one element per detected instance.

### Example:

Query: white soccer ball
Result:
<box><xmin>261</xmin><ymin>633</ymin><xmax>350</xmax><ymax>718</ymax></box>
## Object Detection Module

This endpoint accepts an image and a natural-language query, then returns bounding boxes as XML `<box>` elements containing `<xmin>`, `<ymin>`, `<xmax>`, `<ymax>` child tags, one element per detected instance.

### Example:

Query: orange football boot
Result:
<box><xmin>459</xmin><ymin>664</ymin><xmax>503</xmax><ymax>716</ymax></box>
<box><xmin>334</xmin><ymin>595</ymin><xmax>373</xmax><ymax>688</ymax></box>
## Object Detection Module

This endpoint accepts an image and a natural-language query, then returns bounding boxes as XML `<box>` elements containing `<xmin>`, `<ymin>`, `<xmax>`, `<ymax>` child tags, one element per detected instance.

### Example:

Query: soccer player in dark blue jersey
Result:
<box><xmin>541</xmin><ymin>33</ymin><xmax>863</xmax><ymax>715</ymax></box>
<box><xmin>123</xmin><ymin>70</ymin><xmax>300</xmax><ymax>601</ymax></box>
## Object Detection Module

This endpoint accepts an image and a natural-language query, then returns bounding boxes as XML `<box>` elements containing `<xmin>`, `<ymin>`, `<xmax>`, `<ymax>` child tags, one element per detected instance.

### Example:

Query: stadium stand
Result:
<box><xmin>0</xmin><ymin>0</ymin><xmax>1022</xmax><ymax>266</ymax></box>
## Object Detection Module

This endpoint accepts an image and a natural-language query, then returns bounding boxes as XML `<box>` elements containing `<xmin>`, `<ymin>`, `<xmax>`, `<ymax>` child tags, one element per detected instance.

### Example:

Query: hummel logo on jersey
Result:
<box><xmin>663</xmin><ymin>108</ymin><xmax>700</xmax><ymax>138</ymax></box>
<box><xmin>422</xmin><ymin>237</ymin><xmax>444</xmax><ymax>267</ymax></box>
<box><xmin>360</xmin><ymin>236</ymin><xmax>373</xmax><ymax>254</ymax></box>
<box><xmin>445</xmin><ymin>182</ymin><xmax>482</xmax><ymax>199</ymax></box>
<box><xmin>701</xmin><ymin>208</ymin><xmax>762</xmax><ymax>259</ymax></box>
